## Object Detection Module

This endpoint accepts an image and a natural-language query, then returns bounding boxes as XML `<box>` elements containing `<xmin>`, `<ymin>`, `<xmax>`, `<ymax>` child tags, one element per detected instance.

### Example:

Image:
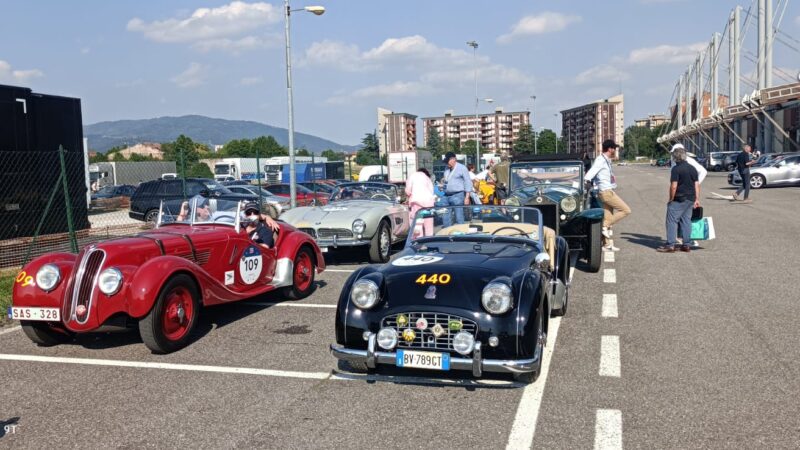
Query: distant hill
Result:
<box><xmin>84</xmin><ymin>115</ymin><xmax>358</xmax><ymax>153</ymax></box>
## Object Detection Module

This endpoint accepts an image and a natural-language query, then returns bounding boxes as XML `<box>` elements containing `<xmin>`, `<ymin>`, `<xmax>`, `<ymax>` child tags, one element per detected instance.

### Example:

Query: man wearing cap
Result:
<box><xmin>670</xmin><ymin>143</ymin><xmax>706</xmax><ymax>247</ymax></box>
<box><xmin>584</xmin><ymin>140</ymin><xmax>631</xmax><ymax>251</ymax></box>
<box><xmin>657</xmin><ymin>146</ymin><xmax>700</xmax><ymax>253</ymax></box>
<box><xmin>440</xmin><ymin>152</ymin><xmax>474</xmax><ymax>225</ymax></box>
<box><xmin>241</xmin><ymin>202</ymin><xmax>275</xmax><ymax>249</ymax></box>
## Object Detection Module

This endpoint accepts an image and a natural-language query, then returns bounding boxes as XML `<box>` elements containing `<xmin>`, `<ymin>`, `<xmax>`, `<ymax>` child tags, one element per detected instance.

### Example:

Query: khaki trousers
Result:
<box><xmin>598</xmin><ymin>190</ymin><xmax>631</xmax><ymax>228</ymax></box>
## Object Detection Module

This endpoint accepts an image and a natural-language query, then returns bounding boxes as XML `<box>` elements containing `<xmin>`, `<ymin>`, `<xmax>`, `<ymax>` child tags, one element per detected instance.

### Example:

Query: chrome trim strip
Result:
<box><xmin>70</xmin><ymin>247</ymin><xmax>93</xmax><ymax>322</ymax></box>
<box><xmin>330</xmin><ymin>344</ymin><xmax>540</xmax><ymax>375</ymax></box>
<box><xmin>472</xmin><ymin>342</ymin><xmax>482</xmax><ymax>377</ymax></box>
<box><xmin>70</xmin><ymin>247</ymin><xmax>106</xmax><ymax>325</ymax></box>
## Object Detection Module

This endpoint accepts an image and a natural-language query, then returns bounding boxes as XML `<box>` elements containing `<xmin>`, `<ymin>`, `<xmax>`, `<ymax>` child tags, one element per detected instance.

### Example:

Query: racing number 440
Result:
<box><xmin>415</xmin><ymin>273</ymin><xmax>451</xmax><ymax>285</ymax></box>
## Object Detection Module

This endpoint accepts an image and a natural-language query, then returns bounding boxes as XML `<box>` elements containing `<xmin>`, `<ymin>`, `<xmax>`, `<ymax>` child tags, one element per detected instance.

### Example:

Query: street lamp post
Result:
<box><xmin>467</xmin><ymin>40</ymin><xmax>481</xmax><ymax>171</ymax></box>
<box><xmin>284</xmin><ymin>2</ymin><xmax>325</xmax><ymax>208</ymax></box>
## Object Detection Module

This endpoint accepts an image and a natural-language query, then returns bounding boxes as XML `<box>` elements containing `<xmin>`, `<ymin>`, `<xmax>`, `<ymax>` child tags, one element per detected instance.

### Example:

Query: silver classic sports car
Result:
<box><xmin>280</xmin><ymin>182</ymin><xmax>410</xmax><ymax>263</ymax></box>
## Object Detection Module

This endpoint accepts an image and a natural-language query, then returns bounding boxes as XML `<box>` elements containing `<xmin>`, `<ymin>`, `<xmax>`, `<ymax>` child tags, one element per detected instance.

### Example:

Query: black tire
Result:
<box><xmin>750</xmin><ymin>174</ymin><xmax>766</xmax><ymax>189</ymax></box>
<box><xmin>282</xmin><ymin>247</ymin><xmax>316</xmax><ymax>300</ymax></box>
<box><xmin>21</xmin><ymin>321</ymin><xmax>72</xmax><ymax>346</ymax></box>
<box><xmin>513</xmin><ymin>308</ymin><xmax>544</xmax><ymax>384</ymax></box>
<box><xmin>726</xmin><ymin>163</ymin><xmax>736</xmax><ymax>171</ymax></box>
<box><xmin>144</xmin><ymin>209</ymin><xmax>159</xmax><ymax>223</ymax></box>
<box><xmin>587</xmin><ymin>221</ymin><xmax>602</xmax><ymax>273</ymax></box>
<box><xmin>139</xmin><ymin>274</ymin><xmax>200</xmax><ymax>354</ymax></box>
<box><xmin>551</xmin><ymin>284</ymin><xmax>569</xmax><ymax>317</ymax></box>
<box><xmin>368</xmin><ymin>220</ymin><xmax>391</xmax><ymax>263</ymax></box>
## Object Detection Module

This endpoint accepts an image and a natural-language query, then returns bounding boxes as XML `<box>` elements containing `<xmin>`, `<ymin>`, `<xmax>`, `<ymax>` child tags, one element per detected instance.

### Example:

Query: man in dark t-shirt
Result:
<box><xmin>734</xmin><ymin>145</ymin><xmax>756</xmax><ymax>201</ymax></box>
<box><xmin>657</xmin><ymin>147</ymin><xmax>700</xmax><ymax>253</ymax></box>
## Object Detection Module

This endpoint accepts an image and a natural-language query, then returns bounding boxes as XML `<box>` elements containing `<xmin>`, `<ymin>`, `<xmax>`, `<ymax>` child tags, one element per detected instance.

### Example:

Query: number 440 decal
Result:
<box><xmin>415</xmin><ymin>273</ymin><xmax>452</xmax><ymax>285</ymax></box>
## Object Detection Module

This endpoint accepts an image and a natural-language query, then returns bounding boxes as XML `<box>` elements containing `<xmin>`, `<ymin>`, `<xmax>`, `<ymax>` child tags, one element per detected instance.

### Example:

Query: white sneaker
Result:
<box><xmin>602</xmin><ymin>245</ymin><xmax>620</xmax><ymax>252</ymax></box>
<box><xmin>601</xmin><ymin>227</ymin><xmax>613</xmax><ymax>239</ymax></box>
<box><xmin>691</xmin><ymin>240</ymin><xmax>700</xmax><ymax>247</ymax></box>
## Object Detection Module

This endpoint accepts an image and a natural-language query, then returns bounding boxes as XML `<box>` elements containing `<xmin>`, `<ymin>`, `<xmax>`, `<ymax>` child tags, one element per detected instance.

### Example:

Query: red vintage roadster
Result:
<box><xmin>10</xmin><ymin>198</ymin><xmax>325</xmax><ymax>353</ymax></box>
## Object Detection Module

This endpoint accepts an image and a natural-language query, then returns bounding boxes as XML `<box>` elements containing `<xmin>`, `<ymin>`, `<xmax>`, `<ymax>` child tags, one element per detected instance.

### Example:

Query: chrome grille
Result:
<box><xmin>317</xmin><ymin>228</ymin><xmax>353</xmax><ymax>239</ymax></box>
<box><xmin>70</xmin><ymin>248</ymin><xmax>105</xmax><ymax>324</ymax></box>
<box><xmin>382</xmin><ymin>312</ymin><xmax>478</xmax><ymax>351</ymax></box>
<box><xmin>298</xmin><ymin>228</ymin><xmax>317</xmax><ymax>238</ymax></box>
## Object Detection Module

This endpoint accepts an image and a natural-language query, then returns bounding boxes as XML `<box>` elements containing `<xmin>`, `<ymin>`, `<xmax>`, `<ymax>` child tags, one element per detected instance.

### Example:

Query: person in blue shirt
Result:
<box><xmin>241</xmin><ymin>202</ymin><xmax>275</xmax><ymax>249</ymax></box>
<box><xmin>440</xmin><ymin>152</ymin><xmax>474</xmax><ymax>226</ymax></box>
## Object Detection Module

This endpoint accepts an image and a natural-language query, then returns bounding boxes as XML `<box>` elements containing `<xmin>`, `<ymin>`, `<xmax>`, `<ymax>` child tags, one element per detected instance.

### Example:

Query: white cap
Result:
<box><xmin>670</xmin><ymin>143</ymin><xmax>685</xmax><ymax>153</ymax></box>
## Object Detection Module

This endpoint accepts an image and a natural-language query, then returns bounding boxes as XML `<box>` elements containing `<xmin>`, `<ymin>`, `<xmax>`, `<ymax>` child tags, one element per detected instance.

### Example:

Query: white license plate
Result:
<box><xmin>396</xmin><ymin>349</ymin><xmax>450</xmax><ymax>371</ymax></box>
<box><xmin>8</xmin><ymin>307</ymin><xmax>61</xmax><ymax>322</ymax></box>
<box><xmin>320</xmin><ymin>247</ymin><xmax>328</xmax><ymax>253</ymax></box>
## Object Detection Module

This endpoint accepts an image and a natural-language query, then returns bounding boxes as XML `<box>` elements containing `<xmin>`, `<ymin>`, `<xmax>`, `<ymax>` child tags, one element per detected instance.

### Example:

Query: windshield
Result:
<box><xmin>407</xmin><ymin>205</ymin><xmax>543</xmax><ymax>247</ymax></box>
<box><xmin>157</xmin><ymin>196</ymin><xmax>243</xmax><ymax>227</ymax></box>
<box><xmin>330</xmin><ymin>182</ymin><xmax>398</xmax><ymax>202</ymax></box>
<box><xmin>214</xmin><ymin>166</ymin><xmax>231</xmax><ymax>175</ymax></box>
<box><xmin>95</xmin><ymin>185</ymin><xmax>115</xmax><ymax>195</ymax></box>
<box><xmin>510</xmin><ymin>163</ymin><xmax>582</xmax><ymax>191</ymax></box>
<box><xmin>266</xmin><ymin>165</ymin><xmax>282</xmax><ymax>172</ymax></box>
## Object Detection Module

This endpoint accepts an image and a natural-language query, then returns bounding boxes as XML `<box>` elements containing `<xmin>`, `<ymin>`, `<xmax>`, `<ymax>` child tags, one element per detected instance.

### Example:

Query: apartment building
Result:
<box><xmin>378</xmin><ymin>108</ymin><xmax>418</xmax><ymax>153</ymax></box>
<box><xmin>561</xmin><ymin>94</ymin><xmax>624</xmax><ymax>157</ymax></box>
<box><xmin>634</xmin><ymin>114</ymin><xmax>670</xmax><ymax>130</ymax></box>
<box><xmin>421</xmin><ymin>108</ymin><xmax>530</xmax><ymax>152</ymax></box>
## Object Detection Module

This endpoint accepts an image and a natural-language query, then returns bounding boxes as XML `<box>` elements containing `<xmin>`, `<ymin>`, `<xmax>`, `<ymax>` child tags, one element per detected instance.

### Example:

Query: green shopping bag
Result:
<box><xmin>690</xmin><ymin>217</ymin><xmax>715</xmax><ymax>240</ymax></box>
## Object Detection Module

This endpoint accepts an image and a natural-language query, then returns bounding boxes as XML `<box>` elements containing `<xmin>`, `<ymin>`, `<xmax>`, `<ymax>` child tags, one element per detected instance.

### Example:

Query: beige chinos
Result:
<box><xmin>598</xmin><ymin>190</ymin><xmax>631</xmax><ymax>228</ymax></box>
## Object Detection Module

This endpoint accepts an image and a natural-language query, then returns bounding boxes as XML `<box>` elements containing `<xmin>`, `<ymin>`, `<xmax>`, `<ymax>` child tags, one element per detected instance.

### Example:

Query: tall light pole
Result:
<box><xmin>285</xmin><ymin>2</ymin><xmax>325</xmax><ymax>207</ymax></box>
<box><xmin>467</xmin><ymin>40</ymin><xmax>481</xmax><ymax>170</ymax></box>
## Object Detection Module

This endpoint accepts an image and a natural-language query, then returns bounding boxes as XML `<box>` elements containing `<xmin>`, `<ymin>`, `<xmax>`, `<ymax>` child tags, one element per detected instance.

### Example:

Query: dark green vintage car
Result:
<box><xmin>504</xmin><ymin>156</ymin><xmax>605</xmax><ymax>272</ymax></box>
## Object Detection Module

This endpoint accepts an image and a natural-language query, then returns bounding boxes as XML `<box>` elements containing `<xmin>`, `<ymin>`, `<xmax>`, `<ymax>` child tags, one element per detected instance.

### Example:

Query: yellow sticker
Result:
<box><xmin>414</xmin><ymin>273</ymin><xmax>452</xmax><ymax>285</ymax></box>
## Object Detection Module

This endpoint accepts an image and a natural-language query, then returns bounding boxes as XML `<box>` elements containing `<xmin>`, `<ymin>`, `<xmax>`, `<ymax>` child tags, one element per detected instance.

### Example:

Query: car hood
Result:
<box><xmin>371</xmin><ymin>247</ymin><xmax>536</xmax><ymax>310</ymax></box>
<box><xmin>512</xmin><ymin>184</ymin><xmax>580</xmax><ymax>202</ymax></box>
<box><xmin>282</xmin><ymin>200</ymin><xmax>391</xmax><ymax>226</ymax></box>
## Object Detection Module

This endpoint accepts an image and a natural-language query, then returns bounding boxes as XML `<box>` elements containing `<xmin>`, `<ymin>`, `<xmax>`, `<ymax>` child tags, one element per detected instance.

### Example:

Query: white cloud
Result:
<box><xmin>239</xmin><ymin>76</ymin><xmax>264</xmax><ymax>86</ymax></box>
<box><xmin>325</xmin><ymin>81</ymin><xmax>435</xmax><ymax>105</ymax></box>
<box><xmin>0</xmin><ymin>60</ymin><xmax>44</xmax><ymax>83</ymax></box>
<box><xmin>626</xmin><ymin>42</ymin><xmax>706</xmax><ymax>65</ymax></box>
<box><xmin>171</xmin><ymin>62</ymin><xmax>207</xmax><ymax>88</ymax></box>
<box><xmin>300</xmin><ymin>40</ymin><xmax>365</xmax><ymax>71</ymax></box>
<box><xmin>127</xmin><ymin>1</ymin><xmax>279</xmax><ymax>54</ymax></box>
<box><xmin>497</xmin><ymin>12</ymin><xmax>582</xmax><ymax>44</ymax></box>
<box><xmin>575</xmin><ymin>64</ymin><xmax>630</xmax><ymax>85</ymax></box>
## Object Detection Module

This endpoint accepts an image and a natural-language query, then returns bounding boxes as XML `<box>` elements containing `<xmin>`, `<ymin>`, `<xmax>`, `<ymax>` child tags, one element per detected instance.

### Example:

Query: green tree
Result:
<box><xmin>221</xmin><ymin>138</ymin><xmax>253</xmax><ymax>157</ymax></box>
<box><xmin>127</xmin><ymin>153</ymin><xmax>156</xmax><ymax>162</ymax></box>
<box><xmin>188</xmin><ymin>162</ymin><xmax>214</xmax><ymax>178</ymax></box>
<box><xmin>321</xmin><ymin>149</ymin><xmax>345</xmax><ymax>161</ymax></box>
<box><xmin>513</xmin><ymin>124</ymin><xmax>536</xmax><ymax>155</ymax></box>
<box><xmin>623</xmin><ymin>126</ymin><xmax>662</xmax><ymax>159</ymax></box>
<box><xmin>89</xmin><ymin>152</ymin><xmax>108</xmax><ymax>163</ymax></box>
<box><xmin>355</xmin><ymin>131</ymin><xmax>381</xmax><ymax>165</ymax></box>
<box><xmin>534</xmin><ymin>129</ymin><xmax>559</xmax><ymax>155</ymax></box>
<box><xmin>296</xmin><ymin>148</ymin><xmax>311</xmax><ymax>157</ymax></box>
<box><xmin>252</xmin><ymin>135</ymin><xmax>287</xmax><ymax>157</ymax></box>
<box><xmin>426</xmin><ymin>128</ymin><xmax>443</xmax><ymax>159</ymax></box>
<box><xmin>162</xmin><ymin>135</ymin><xmax>202</xmax><ymax>178</ymax></box>
<box><xmin>443</xmin><ymin>138</ymin><xmax>461</xmax><ymax>155</ymax></box>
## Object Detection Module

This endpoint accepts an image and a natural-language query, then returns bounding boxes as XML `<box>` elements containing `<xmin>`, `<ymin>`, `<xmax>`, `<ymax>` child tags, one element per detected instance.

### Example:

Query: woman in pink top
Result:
<box><xmin>405</xmin><ymin>168</ymin><xmax>435</xmax><ymax>237</ymax></box>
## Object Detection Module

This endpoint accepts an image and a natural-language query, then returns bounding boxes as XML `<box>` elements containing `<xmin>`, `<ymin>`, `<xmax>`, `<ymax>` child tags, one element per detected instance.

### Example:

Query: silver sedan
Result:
<box><xmin>727</xmin><ymin>155</ymin><xmax>800</xmax><ymax>189</ymax></box>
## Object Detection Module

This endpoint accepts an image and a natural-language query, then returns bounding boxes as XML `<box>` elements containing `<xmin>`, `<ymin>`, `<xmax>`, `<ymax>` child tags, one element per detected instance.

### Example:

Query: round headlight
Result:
<box><xmin>560</xmin><ymin>196</ymin><xmax>578</xmax><ymax>213</ymax></box>
<box><xmin>482</xmin><ymin>282</ymin><xmax>513</xmax><ymax>315</ymax></box>
<box><xmin>352</xmin><ymin>219</ymin><xmax>366</xmax><ymax>234</ymax></box>
<box><xmin>98</xmin><ymin>268</ymin><xmax>123</xmax><ymax>295</ymax></box>
<box><xmin>453</xmin><ymin>331</ymin><xmax>475</xmax><ymax>355</ymax></box>
<box><xmin>504</xmin><ymin>197</ymin><xmax>520</xmax><ymax>206</ymax></box>
<box><xmin>377</xmin><ymin>327</ymin><xmax>398</xmax><ymax>350</ymax></box>
<box><xmin>351</xmin><ymin>279</ymin><xmax>379</xmax><ymax>309</ymax></box>
<box><xmin>35</xmin><ymin>264</ymin><xmax>61</xmax><ymax>292</ymax></box>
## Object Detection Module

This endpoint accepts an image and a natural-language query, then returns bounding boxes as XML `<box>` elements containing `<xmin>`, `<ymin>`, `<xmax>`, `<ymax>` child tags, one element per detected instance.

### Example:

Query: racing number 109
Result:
<box><xmin>243</xmin><ymin>258</ymin><xmax>259</xmax><ymax>271</ymax></box>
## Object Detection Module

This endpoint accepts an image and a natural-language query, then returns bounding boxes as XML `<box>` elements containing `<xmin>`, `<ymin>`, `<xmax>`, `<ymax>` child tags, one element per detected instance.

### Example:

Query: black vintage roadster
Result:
<box><xmin>504</xmin><ymin>155</ymin><xmax>605</xmax><ymax>272</ymax></box>
<box><xmin>330</xmin><ymin>205</ymin><xmax>569</xmax><ymax>383</ymax></box>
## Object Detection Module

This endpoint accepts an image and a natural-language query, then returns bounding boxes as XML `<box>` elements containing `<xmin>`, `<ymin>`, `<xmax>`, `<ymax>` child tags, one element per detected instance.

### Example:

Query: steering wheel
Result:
<box><xmin>214</xmin><ymin>215</ymin><xmax>236</xmax><ymax>224</ymax></box>
<box><xmin>490</xmin><ymin>226</ymin><xmax>529</xmax><ymax>236</ymax></box>
<box><xmin>370</xmin><ymin>193</ymin><xmax>391</xmax><ymax>200</ymax></box>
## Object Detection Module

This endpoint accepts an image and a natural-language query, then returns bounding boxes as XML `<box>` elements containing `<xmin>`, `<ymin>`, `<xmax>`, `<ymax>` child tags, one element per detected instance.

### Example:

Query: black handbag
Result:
<box><xmin>691</xmin><ymin>206</ymin><xmax>704</xmax><ymax>221</ymax></box>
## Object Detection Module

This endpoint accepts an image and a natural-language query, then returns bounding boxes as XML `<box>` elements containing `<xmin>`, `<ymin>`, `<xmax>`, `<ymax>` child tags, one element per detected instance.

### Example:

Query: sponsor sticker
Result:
<box><xmin>391</xmin><ymin>255</ymin><xmax>444</xmax><ymax>267</ymax></box>
<box><xmin>224</xmin><ymin>270</ymin><xmax>234</xmax><ymax>286</ymax></box>
<box><xmin>239</xmin><ymin>245</ymin><xmax>263</xmax><ymax>285</ymax></box>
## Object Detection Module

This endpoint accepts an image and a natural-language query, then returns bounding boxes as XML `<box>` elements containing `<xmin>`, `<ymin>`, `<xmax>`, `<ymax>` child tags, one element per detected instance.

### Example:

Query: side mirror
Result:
<box><xmin>534</xmin><ymin>252</ymin><xmax>551</xmax><ymax>272</ymax></box>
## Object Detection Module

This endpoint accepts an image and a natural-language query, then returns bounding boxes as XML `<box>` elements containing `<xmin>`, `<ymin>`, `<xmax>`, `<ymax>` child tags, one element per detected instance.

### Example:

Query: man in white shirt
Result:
<box><xmin>584</xmin><ymin>140</ymin><xmax>631</xmax><ymax>251</ymax></box>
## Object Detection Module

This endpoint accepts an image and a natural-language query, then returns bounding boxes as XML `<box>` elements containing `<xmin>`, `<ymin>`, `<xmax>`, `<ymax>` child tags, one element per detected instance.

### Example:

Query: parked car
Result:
<box><xmin>90</xmin><ymin>184</ymin><xmax>136</xmax><ymax>210</ymax></box>
<box><xmin>727</xmin><ymin>154</ymin><xmax>800</xmax><ymax>188</ymax></box>
<box><xmin>706</xmin><ymin>151</ymin><xmax>738</xmax><ymax>171</ymax></box>
<box><xmin>330</xmin><ymin>205</ymin><xmax>568</xmax><ymax>383</ymax></box>
<box><xmin>752</xmin><ymin>152</ymin><xmax>799</xmax><ymax>167</ymax></box>
<box><xmin>11</xmin><ymin>197</ymin><xmax>325</xmax><ymax>353</ymax></box>
<box><xmin>505</xmin><ymin>155</ymin><xmax>605</xmax><ymax>272</ymax></box>
<box><xmin>280</xmin><ymin>182</ymin><xmax>409</xmax><ymax>263</ymax></box>
<box><xmin>266</xmin><ymin>183</ymin><xmax>329</xmax><ymax>206</ymax></box>
<box><xmin>368</xmin><ymin>174</ymin><xmax>389</xmax><ymax>182</ymax></box>
<box><xmin>129</xmin><ymin>178</ymin><xmax>257</xmax><ymax>223</ymax></box>
<box><xmin>655</xmin><ymin>157</ymin><xmax>671</xmax><ymax>167</ymax></box>
<box><xmin>226</xmin><ymin>184</ymin><xmax>291</xmax><ymax>218</ymax></box>
<box><xmin>298</xmin><ymin>181</ymin><xmax>336</xmax><ymax>195</ymax></box>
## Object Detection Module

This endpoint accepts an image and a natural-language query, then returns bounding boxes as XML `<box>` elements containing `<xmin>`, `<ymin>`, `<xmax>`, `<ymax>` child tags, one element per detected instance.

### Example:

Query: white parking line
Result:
<box><xmin>324</xmin><ymin>269</ymin><xmax>356</xmax><ymax>273</ymax></box>
<box><xmin>603</xmin><ymin>269</ymin><xmax>616</xmax><ymax>283</ymax></box>
<box><xmin>604</xmin><ymin>251</ymin><xmax>615</xmax><ymax>262</ymax></box>
<box><xmin>0</xmin><ymin>326</ymin><xmax>21</xmax><ymax>337</ymax></box>
<box><xmin>602</xmin><ymin>294</ymin><xmax>618</xmax><ymax>318</ymax></box>
<box><xmin>244</xmin><ymin>302</ymin><xmax>336</xmax><ymax>309</ymax></box>
<box><xmin>505</xmin><ymin>317</ymin><xmax>561</xmax><ymax>450</ymax></box>
<box><xmin>0</xmin><ymin>353</ymin><xmax>524</xmax><ymax>388</ymax></box>
<box><xmin>599</xmin><ymin>336</ymin><xmax>621</xmax><ymax>377</ymax></box>
<box><xmin>594</xmin><ymin>409</ymin><xmax>623</xmax><ymax>450</ymax></box>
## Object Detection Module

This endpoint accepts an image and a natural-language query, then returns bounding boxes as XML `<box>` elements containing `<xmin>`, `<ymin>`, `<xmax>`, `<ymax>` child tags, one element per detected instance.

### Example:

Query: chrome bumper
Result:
<box><xmin>317</xmin><ymin>239</ymin><xmax>369</xmax><ymax>248</ymax></box>
<box><xmin>330</xmin><ymin>333</ymin><xmax>540</xmax><ymax>378</ymax></box>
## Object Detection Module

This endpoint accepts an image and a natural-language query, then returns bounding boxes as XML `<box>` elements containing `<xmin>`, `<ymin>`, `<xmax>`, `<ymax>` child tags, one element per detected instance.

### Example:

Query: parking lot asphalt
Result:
<box><xmin>2</xmin><ymin>166</ymin><xmax>799</xmax><ymax>449</ymax></box>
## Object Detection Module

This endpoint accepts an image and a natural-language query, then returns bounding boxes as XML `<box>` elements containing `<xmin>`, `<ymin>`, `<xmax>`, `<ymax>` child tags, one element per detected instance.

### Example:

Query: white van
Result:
<box><xmin>358</xmin><ymin>165</ymin><xmax>388</xmax><ymax>182</ymax></box>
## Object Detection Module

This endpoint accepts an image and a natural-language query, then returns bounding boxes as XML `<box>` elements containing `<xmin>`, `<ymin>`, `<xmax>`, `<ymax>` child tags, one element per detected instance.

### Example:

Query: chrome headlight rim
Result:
<box><xmin>350</xmin><ymin>279</ymin><xmax>379</xmax><ymax>309</ymax></box>
<box><xmin>35</xmin><ymin>264</ymin><xmax>61</xmax><ymax>292</ymax></box>
<box><xmin>98</xmin><ymin>267</ymin><xmax>123</xmax><ymax>296</ymax></box>
<box><xmin>453</xmin><ymin>331</ymin><xmax>476</xmax><ymax>355</ymax></box>
<box><xmin>560</xmin><ymin>196</ymin><xmax>578</xmax><ymax>213</ymax></box>
<box><xmin>504</xmin><ymin>197</ymin><xmax>521</xmax><ymax>207</ymax></box>
<box><xmin>377</xmin><ymin>327</ymin><xmax>398</xmax><ymax>350</ymax></box>
<box><xmin>481</xmin><ymin>281</ymin><xmax>513</xmax><ymax>315</ymax></box>
<box><xmin>352</xmin><ymin>219</ymin><xmax>366</xmax><ymax>234</ymax></box>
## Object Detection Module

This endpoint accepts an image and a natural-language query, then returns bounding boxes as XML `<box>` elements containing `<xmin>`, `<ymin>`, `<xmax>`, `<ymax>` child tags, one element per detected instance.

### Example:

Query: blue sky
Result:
<box><xmin>2</xmin><ymin>0</ymin><xmax>798</xmax><ymax>146</ymax></box>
